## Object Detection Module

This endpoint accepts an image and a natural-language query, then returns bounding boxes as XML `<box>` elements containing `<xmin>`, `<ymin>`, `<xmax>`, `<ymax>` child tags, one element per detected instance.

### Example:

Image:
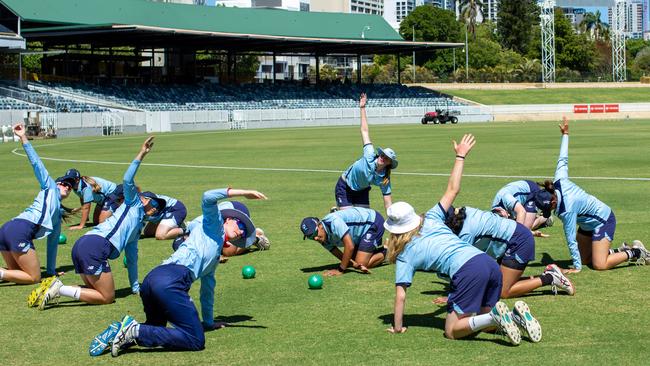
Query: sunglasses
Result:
<box><xmin>59</xmin><ymin>181</ymin><xmax>72</xmax><ymax>189</ymax></box>
<box><xmin>232</xmin><ymin>218</ymin><xmax>248</xmax><ymax>238</ymax></box>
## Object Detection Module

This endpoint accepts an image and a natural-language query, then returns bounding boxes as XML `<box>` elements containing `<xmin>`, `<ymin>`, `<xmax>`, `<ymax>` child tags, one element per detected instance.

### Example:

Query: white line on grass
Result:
<box><xmin>11</xmin><ymin>149</ymin><xmax>650</xmax><ymax>182</ymax></box>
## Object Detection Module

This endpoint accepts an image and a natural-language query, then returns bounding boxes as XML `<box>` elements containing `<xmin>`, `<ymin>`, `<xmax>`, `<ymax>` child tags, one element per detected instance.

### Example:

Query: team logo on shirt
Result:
<box><xmin>366</xmin><ymin>233</ymin><xmax>372</xmax><ymax>240</ymax></box>
<box><xmin>165</xmin><ymin>213</ymin><xmax>173</xmax><ymax>218</ymax></box>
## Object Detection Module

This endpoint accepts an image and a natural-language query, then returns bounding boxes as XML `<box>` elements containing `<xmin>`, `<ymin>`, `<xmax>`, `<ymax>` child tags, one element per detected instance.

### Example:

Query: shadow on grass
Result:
<box><xmin>213</xmin><ymin>314</ymin><xmax>268</xmax><ymax>329</ymax></box>
<box><xmin>39</xmin><ymin>265</ymin><xmax>76</xmax><ymax>277</ymax></box>
<box><xmin>300</xmin><ymin>262</ymin><xmax>388</xmax><ymax>273</ymax></box>
<box><xmin>526</xmin><ymin>253</ymin><xmax>573</xmax><ymax>269</ymax></box>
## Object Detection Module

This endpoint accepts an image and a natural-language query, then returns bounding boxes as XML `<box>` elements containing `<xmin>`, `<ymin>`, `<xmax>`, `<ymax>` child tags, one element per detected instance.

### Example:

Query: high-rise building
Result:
<box><xmin>560</xmin><ymin>7</ymin><xmax>587</xmax><ymax>28</ymax></box>
<box><xmin>481</xmin><ymin>0</ymin><xmax>498</xmax><ymax>23</ymax></box>
<box><xmin>383</xmin><ymin>0</ymin><xmax>455</xmax><ymax>30</ymax></box>
<box><xmin>418</xmin><ymin>0</ymin><xmax>454</xmax><ymax>11</ymax></box>
<box><xmin>214</xmin><ymin>0</ymin><xmax>309</xmax><ymax>11</ymax></box>
<box><xmin>609</xmin><ymin>0</ymin><xmax>645</xmax><ymax>39</ymax></box>
<box><xmin>310</xmin><ymin>0</ymin><xmax>384</xmax><ymax>15</ymax></box>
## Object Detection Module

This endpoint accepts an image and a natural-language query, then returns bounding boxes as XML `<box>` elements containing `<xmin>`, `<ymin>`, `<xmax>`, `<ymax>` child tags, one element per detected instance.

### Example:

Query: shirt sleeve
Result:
<box><xmin>362</xmin><ymin>143</ymin><xmax>375</xmax><ymax>163</ymax></box>
<box><xmin>395</xmin><ymin>258</ymin><xmax>415</xmax><ymax>287</ymax></box>
<box><xmin>201</xmin><ymin>189</ymin><xmax>229</xmax><ymax>232</ymax></box>
<box><xmin>123</xmin><ymin>160</ymin><xmax>141</xmax><ymax>205</ymax></box>
<box><xmin>81</xmin><ymin>186</ymin><xmax>95</xmax><ymax>204</ymax></box>
<box><xmin>559</xmin><ymin>211</ymin><xmax>582</xmax><ymax>270</ymax></box>
<box><xmin>501</xmin><ymin>194</ymin><xmax>519</xmax><ymax>212</ymax></box>
<box><xmin>200</xmin><ymin>270</ymin><xmax>216</xmax><ymax>327</ymax></box>
<box><xmin>23</xmin><ymin>142</ymin><xmax>55</xmax><ymax>190</ymax></box>
<box><xmin>425</xmin><ymin>203</ymin><xmax>447</xmax><ymax>223</ymax></box>
<box><xmin>380</xmin><ymin>180</ymin><xmax>392</xmax><ymax>195</ymax></box>
<box><xmin>554</xmin><ymin>134</ymin><xmax>569</xmax><ymax>182</ymax></box>
<box><xmin>124</xmin><ymin>233</ymin><xmax>140</xmax><ymax>293</ymax></box>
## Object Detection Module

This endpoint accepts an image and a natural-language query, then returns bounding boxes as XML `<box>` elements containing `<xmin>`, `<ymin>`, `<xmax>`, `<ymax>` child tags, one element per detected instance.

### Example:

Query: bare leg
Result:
<box><xmin>92</xmin><ymin>204</ymin><xmax>102</xmax><ymax>225</ymax></box>
<box><xmin>221</xmin><ymin>244</ymin><xmax>248</xmax><ymax>257</ymax></box>
<box><xmin>445</xmin><ymin>311</ymin><xmax>477</xmax><ymax>339</ymax></box>
<box><xmin>78</xmin><ymin>272</ymin><xmax>115</xmax><ymax>304</ymax></box>
<box><xmin>1</xmin><ymin>250</ymin><xmax>41</xmax><ymax>284</ymax></box>
<box><xmin>500</xmin><ymin>265</ymin><xmax>542</xmax><ymax>298</ymax></box>
<box><xmin>142</xmin><ymin>222</ymin><xmax>158</xmax><ymax>238</ymax></box>
<box><xmin>155</xmin><ymin>224</ymin><xmax>183</xmax><ymax>241</ymax></box>
<box><xmin>591</xmin><ymin>238</ymin><xmax>628</xmax><ymax>270</ymax></box>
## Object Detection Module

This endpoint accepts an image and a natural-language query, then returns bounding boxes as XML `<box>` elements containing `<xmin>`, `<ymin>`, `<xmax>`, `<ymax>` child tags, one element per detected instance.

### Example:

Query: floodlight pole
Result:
<box><xmin>412</xmin><ymin>25</ymin><xmax>415</xmax><ymax>83</ymax></box>
<box><xmin>611</xmin><ymin>0</ymin><xmax>627</xmax><ymax>82</ymax></box>
<box><xmin>540</xmin><ymin>0</ymin><xmax>556</xmax><ymax>84</ymax></box>
<box><xmin>465</xmin><ymin>23</ymin><xmax>469</xmax><ymax>81</ymax></box>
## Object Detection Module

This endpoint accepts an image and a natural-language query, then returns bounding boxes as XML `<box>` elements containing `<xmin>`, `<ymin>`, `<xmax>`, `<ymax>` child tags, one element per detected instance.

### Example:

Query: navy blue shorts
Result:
<box><xmin>357</xmin><ymin>214</ymin><xmax>385</xmax><ymax>253</ymax></box>
<box><xmin>155</xmin><ymin>201</ymin><xmax>187</xmax><ymax>228</ymax></box>
<box><xmin>502</xmin><ymin>223</ymin><xmax>535</xmax><ymax>267</ymax></box>
<box><xmin>523</xmin><ymin>200</ymin><xmax>538</xmax><ymax>213</ymax></box>
<box><xmin>447</xmin><ymin>254</ymin><xmax>502</xmax><ymax>315</ymax></box>
<box><xmin>102</xmin><ymin>185</ymin><xmax>124</xmax><ymax>213</ymax></box>
<box><xmin>0</xmin><ymin>219</ymin><xmax>37</xmax><ymax>253</ymax></box>
<box><xmin>334</xmin><ymin>177</ymin><xmax>370</xmax><ymax>208</ymax></box>
<box><xmin>578</xmin><ymin>211</ymin><xmax>616</xmax><ymax>242</ymax></box>
<box><xmin>71</xmin><ymin>235</ymin><xmax>114</xmax><ymax>275</ymax></box>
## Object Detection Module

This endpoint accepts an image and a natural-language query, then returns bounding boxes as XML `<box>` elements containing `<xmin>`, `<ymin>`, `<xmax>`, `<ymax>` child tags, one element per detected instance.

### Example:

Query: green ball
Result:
<box><xmin>242</xmin><ymin>265</ymin><xmax>256</xmax><ymax>279</ymax></box>
<box><xmin>308</xmin><ymin>274</ymin><xmax>323</xmax><ymax>289</ymax></box>
<box><xmin>58</xmin><ymin>234</ymin><xmax>67</xmax><ymax>245</ymax></box>
<box><xmin>123</xmin><ymin>255</ymin><xmax>128</xmax><ymax>268</ymax></box>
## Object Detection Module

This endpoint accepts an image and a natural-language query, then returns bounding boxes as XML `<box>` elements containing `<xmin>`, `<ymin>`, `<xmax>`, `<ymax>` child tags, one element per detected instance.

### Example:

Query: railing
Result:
<box><xmin>101</xmin><ymin>113</ymin><xmax>124</xmax><ymax>136</ymax></box>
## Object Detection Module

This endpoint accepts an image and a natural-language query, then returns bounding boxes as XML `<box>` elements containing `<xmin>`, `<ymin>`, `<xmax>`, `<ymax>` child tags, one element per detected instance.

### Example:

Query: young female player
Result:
<box><xmin>334</xmin><ymin>93</ymin><xmax>397</xmax><ymax>211</ymax></box>
<box><xmin>64</xmin><ymin>169</ymin><xmax>118</xmax><ymax>230</ymax></box>
<box><xmin>384</xmin><ymin>134</ymin><xmax>541</xmax><ymax>345</ymax></box>
<box><xmin>300</xmin><ymin>206</ymin><xmax>386</xmax><ymax>276</ymax></box>
<box><xmin>0</xmin><ymin>123</ymin><xmax>73</xmax><ymax>285</ymax></box>
<box><xmin>491</xmin><ymin>180</ymin><xmax>554</xmax><ymax>234</ymax></box>
<box><xmin>140</xmin><ymin>192</ymin><xmax>187</xmax><ymax>240</ymax></box>
<box><xmin>549</xmin><ymin>117</ymin><xmax>647</xmax><ymax>272</ymax></box>
<box><xmin>30</xmin><ymin>136</ymin><xmax>166</xmax><ymax>309</ymax></box>
<box><xmin>445</xmin><ymin>205</ymin><xmax>574</xmax><ymax>298</ymax></box>
<box><xmin>90</xmin><ymin>187</ymin><xmax>266</xmax><ymax>357</ymax></box>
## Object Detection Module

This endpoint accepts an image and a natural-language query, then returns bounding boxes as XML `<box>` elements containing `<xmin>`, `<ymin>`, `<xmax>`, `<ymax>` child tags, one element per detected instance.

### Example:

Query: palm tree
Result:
<box><xmin>580</xmin><ymin>11</ymin><xmax>607</xmax><ymax>41</ymax></box>
<box><xmin>458</xmin><ymin>0</ymin><xmax>484</xmax><ymax>39</ymax></box>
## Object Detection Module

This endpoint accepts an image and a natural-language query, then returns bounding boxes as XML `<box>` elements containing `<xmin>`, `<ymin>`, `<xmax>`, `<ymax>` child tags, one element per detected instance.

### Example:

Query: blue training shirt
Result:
<box><xmin>394</xmin><ymin>203</ymin><xmax>483</xmax><ymax>287</ymax></box>
<box><xmin>320</xmin><ymin>207</ymin><xmax>380</xmax><ymax>251</ymax></box>
<box><xmin>553</xmin><ymin>134</ymin><xmax>611</xmax><ymax>270</ymax></box>
<box><xmin>457</xmin><ymin>206</ymin><xmax>517</xmax><ymax>260</ymax></box>
<box><xmin>162</xmin><ymin>188</ymin><xmax>229</xmax><ymax>328</ymax></box>
<box><xmin>83</xmin><ymin>160</ymin><xmax>145</xmax><ymax>292</ymax></box>
<box><xmin>74</xmin><ymin>177</ymin><xmax>117</xmax><ymax>204</ymax></box>
<box><xmin>491</xmin><ymin>180</ymin><xmax>540</xmax><ymax>217</ymax></box>
<box><xmin>342</xmin><ymin>143</ymin><xmax>391</xmax><ymax>195</ymax></box>
<box><xmin>15</xmin><ymin>143</ymin><xmax>62</xmax><ymax>275</ymax></box>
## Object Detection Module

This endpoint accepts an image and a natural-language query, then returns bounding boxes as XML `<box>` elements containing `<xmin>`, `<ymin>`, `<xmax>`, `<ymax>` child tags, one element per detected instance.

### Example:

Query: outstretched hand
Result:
<box><xmin>453</xmin><ymin>134</ymin><xmax>476</xmax><ymax>157</ymax></box>
<box><xmin>559</xmin><ymin>116</ymin><xmax>569</xmax><ymax>135</ymax></box>
<box><xmin>243</xmin><ymin>190</ymin><xmax>267</xmax><ymax>200</ymax></box>
<box><xmin>359</xmin><ymin>93</ymin><xmax>367</xmax><ymax>108</ymax></box>
<box><xmin>141</xmin><ymin>136</ymin><xmax>155</xmax><ymax>154</ymax></box>
<box><xmin>12</xmin><ymin>123</ymin><xmax>26</xmax><ymax>138</ymax></box>
<box><xmin>387</xmin><ymin>326</ymin><xmax>407</xmax><ymax>334</ymax></box>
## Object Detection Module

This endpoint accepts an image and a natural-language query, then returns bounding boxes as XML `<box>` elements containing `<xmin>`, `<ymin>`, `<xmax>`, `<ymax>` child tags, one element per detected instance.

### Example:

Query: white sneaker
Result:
<box><xmin>512</xmin><ymin>301</ymin><xmax>542</xmax><ymax>343</ymax></box>
<box><xmin>544</xmin><ymin>264</ymin><xmax>575</xmax><ymax>296</ymax></box>
<box><xmin>38</xmin><ymin>277</ymin><xmax>63</xmax><ymax>310</ymax></box>
<box><xmin>490</xmin><ymin>301</ymin><xmax>521</xmax><ymax>346</ymax></box>
<box><xmin>253</xmin><ymin>228</ymin><xmax>271</xmax><ymax>251</ymax></box>
<box><xmin>111</xmin><ymin>315</ymin><xmax>139</xmax><ymax>357</ymax></box>
<box><xmin>631</xmin><ymin>240</ymin><xmax>650</xmax><ymax>265</ymax></box>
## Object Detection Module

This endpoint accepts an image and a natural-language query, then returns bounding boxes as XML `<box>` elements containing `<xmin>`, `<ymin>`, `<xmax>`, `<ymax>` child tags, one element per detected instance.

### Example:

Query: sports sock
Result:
<box><xmin>469</xmin><ymin>313</ymin><xmax>496</xmax><ymax>331</ymax></box>
<box><xmin>609</xmin><ymin>248</ymin><xmax>620</xmax><ymax>255</ymax></box>
<box><xmin>538</xmin><ymin>273</ymin><xmax>554</xmax><ymax>286</ymax></box>
<box><xmin>59</xmin><ymin>285</ymin><xmax>81</xmax><ymax>300</ymax></box>
<box><xmin>624</xmin><ymin>248</ymin><xmax>641</xmax><ymax>260</ymax></box>
<box><xmin>0</xmin><ymin>269</ymin><xmax>4</xmax><ymax>280</ymax></box>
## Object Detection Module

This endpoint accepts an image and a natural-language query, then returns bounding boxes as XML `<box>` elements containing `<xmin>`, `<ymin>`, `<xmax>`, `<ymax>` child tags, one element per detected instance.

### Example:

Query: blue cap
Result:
<box><xmin>140</xmin><ymin>191</ymin><xmax>167</xmax><ymax>212</ymax></box>
<box><xmin>64</xmin><ymin>168</ymin><xmax>81</xmax><ymax>180</ymax></box>
<box><xmin>377</xmin><ymin>147</ymin><xmax>398</xmax><ymax>169</ymax></box>
<box><xmin>300</xmin><ymin>217</ymin><xmax>320</xmax><ymax>240</ymax></box>
<box><xmin>534</xmin><ymin>190</ymin><xmax>553</xmax><ymax>218</ymax></box>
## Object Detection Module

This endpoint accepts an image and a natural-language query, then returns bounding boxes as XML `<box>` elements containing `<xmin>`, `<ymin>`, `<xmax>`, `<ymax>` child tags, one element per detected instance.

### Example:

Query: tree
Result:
<box><xmin>553</xmin><ymin>8</ymin><xmax>596</xmax><ymax>73</ymax></box>
<box><xmin>458</xmin><ymin>0</ymin><xmax>484</xmax><ymax>38</ymax></box>
<box><xmin>579</xmin><ymin>11</ymin><xmax>607</xmax><ymax>41</ymax></box>
<box><xmin>497</xmin><ymin>0</ymin><xmax>540</xmax><ymax>54</ymax></box>
<box><xmin>633</xmin><ymin>47</ymin><xmax>650</xmax><ymax>74</ymax></box>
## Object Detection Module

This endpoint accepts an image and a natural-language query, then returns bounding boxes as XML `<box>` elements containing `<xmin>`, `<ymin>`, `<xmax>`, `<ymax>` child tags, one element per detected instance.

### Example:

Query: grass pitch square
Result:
<box><xmin>0</xmin><ymin>120</ymin><xmax>649</xmax><ymax>365</ymax></box>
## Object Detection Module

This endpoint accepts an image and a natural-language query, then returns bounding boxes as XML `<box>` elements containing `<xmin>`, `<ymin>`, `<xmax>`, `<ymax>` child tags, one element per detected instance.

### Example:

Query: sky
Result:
<box><xmin>583</xmin><ymin>6</ymin><xmax>609</xmax><ymax>23</ymax></box>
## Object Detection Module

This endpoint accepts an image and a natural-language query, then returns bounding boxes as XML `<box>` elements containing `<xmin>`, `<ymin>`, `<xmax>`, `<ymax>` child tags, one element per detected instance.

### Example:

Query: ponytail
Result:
<box><xmin>537</xmin><ymin>179</ymin><xmax>555</xmax><ymax>193</ymax></box>
<box><xmin>382</xmin><ymin>167</ymin><xmax>392</xmax><ymax>186</ymax></box>
<box><xmin>445</xmin><ymin>207</ymin><xmax>467</xmax><ymax>235</ymax></box>
<box><xmin>82</xmin><ymin>176</ymin><xmax>102</xmax><ymax>193</ymax></box>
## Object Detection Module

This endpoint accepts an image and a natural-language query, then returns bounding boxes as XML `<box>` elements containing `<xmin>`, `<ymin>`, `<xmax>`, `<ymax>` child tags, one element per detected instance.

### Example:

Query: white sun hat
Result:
<box><xmin>384</xmin><ymin>202</ymin><xmax>421</xmax><ymax>234</ymax></box>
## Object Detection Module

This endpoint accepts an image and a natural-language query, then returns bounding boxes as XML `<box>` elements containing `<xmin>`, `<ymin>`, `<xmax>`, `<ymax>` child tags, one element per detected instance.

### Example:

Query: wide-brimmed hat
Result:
<box><xmin>377</xmin><ymin>147</ymin><xmax>398</xmax><ymax>169</ymax></box>
<box><xmin>384</xmin><ymin>202</ymin><xmax>420</xmax><ymax>234</ymax></box>
<box><xmin>218</xmin><ymin>201</ymin><xmax>256</xmax><ymax>248</ymax></box>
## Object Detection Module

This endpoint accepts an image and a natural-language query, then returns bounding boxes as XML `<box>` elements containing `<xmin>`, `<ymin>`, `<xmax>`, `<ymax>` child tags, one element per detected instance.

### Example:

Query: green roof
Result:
<box><xmin>1</xmin><ymin>0</ymin><xmax>403</xmax><ymax>41</ymax></box>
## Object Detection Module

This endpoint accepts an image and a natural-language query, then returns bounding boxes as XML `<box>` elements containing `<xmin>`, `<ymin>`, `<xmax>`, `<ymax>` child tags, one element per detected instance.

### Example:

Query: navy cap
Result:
<box><xmin>300</xmin><ymin>217</ymin><xmax>320</xmax><ymax>240</ymax></box>
<box><xmin>140</xmin><ymin>191</ymin><xmax>167</xmax><ymax>212</ymax></box>
<box><xmin>534</xmin><ymin>191</ymin><xmax>553</xmax><ymax>218</ymax></box>
<box><xmin>55</xmin><ymin>176</ymin><xmax>75</xmax><ymax>188</ymax></box>
<box><xmin>64</xmin><ymin>168</ymin><xmax>81</xmax><ymax>180</ymax></box>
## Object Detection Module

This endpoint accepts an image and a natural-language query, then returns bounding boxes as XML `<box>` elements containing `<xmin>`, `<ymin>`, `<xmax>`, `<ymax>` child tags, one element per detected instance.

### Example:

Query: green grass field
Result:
<box><xmin>438</xmin><ymin>88</ymin><xmax>650</xmax><ymax>105</ymax></box>
<box><xmin>1</xmin><ymin>120</ymin><xmax>649</xmax><ymax>365</ymax></box>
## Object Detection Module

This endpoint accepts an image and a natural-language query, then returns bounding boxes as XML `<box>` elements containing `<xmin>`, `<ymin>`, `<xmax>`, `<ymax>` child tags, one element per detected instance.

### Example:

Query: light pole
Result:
<box><xmin>412</xmin><ymin>25</ymin><xmax>416</xmax><ymax>83</ymax></box>
<box><xmin>465</xmin><ymin>23</ymin><xmax>469</xmax><ymax>81</ymax></box>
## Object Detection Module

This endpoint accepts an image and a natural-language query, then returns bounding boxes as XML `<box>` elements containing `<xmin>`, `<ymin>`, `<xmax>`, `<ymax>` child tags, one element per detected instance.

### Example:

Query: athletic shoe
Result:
<box><xmin>89</xmin><ymin>321</ymin><xmax>120</xmax><ymax>357</ymax></box>
<box><xmin>512</xmin><ymin>301</ymin><xmax>542</xmax><ymax>343</ymax></box>
<box><xmin>544</xmin><ymin>264</ymin><xmax>575</xmax><ymax>296</ymax></box>
<box><xmin>253</xmin><ymin>229</ymin><xmax>271</xmax><ymax>251</ymax></box>
<box><xmin>111</xmin><ymin>315</ymin><xmax>139</xmax><ymax>357</ymax></box>
<box><xmin>490</xmin><ymin>301</ymin><xmax>521</xmax><ymax>346</ymax></box>
<box><xmin>27</xmin><ymin>276</ymin><xmax>56</xmax><ymax>308</ymax></box>
<box><xmin>38</xmin><ymin>277</ymin><xmax>63</xmax><ymax>310</ymax></box>
<box><xmin>631</xmin><ymin>240</ymin><xmax>650</xmax><ymax>265</ymax></box>
<box><xmin>330</xmin><ymin>206</ymin><xmax>339</xmax><ymax>213</ymax></box>
<box><xmin>544</xmin><ymin>216</ymin><xmax>554</xmax><ymax>227</ymax></box>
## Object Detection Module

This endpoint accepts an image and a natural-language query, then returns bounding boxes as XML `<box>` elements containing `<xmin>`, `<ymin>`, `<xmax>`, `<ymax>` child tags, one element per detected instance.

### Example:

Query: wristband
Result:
<box><xmin>455</xmin><ymin>155</ymin><xmax>465</xmax><ymax>160</ymax></box>
<box><xmin>338</xmin><ymin>265</ymin><xmax>346</xmax><ymax>273</ymax></box>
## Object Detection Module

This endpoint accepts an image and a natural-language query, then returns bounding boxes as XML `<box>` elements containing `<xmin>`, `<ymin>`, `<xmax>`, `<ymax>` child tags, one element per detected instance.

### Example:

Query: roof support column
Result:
<box><xmin>227</xmin><ymin>51</ymin><xmax>233</xmax><ymax>84</ymax></box>
<box><xmin>272</xmin><ymin>52</ymin><xmax>276</xmax><ymax>84</ymax></box>
<box><xmin>315</xmin><ymin>54</ymin><xmax>320</xmax><ymax>86</ymax></box>
<box><xmin>233</xmin><ymin>53</ymin><xmax>238</xmax><ymax>84</ymax></box>
<box><xmin>356</xmin><ymin>54</ymin><xmax>362</xmax><ymax>85</ymax></box>
<box><xmin>397</xmin><ymin>53</ymin><xmax>401</xmax><ymax>85</ymax></box>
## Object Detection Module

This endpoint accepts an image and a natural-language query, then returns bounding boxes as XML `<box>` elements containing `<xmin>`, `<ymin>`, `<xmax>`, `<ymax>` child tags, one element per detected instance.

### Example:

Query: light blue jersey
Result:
<box><xmin>83</xmin><ymin>160</ymin><xmax>145</xmax><ymax>292</ymax></box>
<box><xmin>458</xmin><ymin>207</ymin><xmax>517</xmax><ymax>260</ymax></box>
<box><xmin>142</xmin><ymin>193</ymin><xmax>179</xmax><ymax>223</ymax></box>
<box><xmin>342</xmin><ymin>143</ymin><xmax>391</xmax><ymax>195</ymax></box>
<box><xmin>395</xmin><ymin>203</ymin><xmax>483</xmax><ymax>286</ymax></box>
<box><xmin>74</xmin><ymin>176</ymin><xmax>117</xmax><ymax>204</ymax></box>
<box><xmin>321</xmin><ymin>207</ymin><xmax>378</xmax><ymax>251</ymax></box>
<box><xmin>491</xmin><ymin>180</ymin><xmax>539</xmax><ymax>217</ymax></box>
<box><xmin>14</xmin><ymin>143</ymin><xmax>62</xmax><ymax>275</ymax></box>
<box><xmin>163</xmin><ymin>188</ymin><xmax>228</xmax><ymax>328</ymax></box>
<box><xmin>554</xmin><ymin>134</ymin><xmax>611</xmax><ymax>270</ymax></box>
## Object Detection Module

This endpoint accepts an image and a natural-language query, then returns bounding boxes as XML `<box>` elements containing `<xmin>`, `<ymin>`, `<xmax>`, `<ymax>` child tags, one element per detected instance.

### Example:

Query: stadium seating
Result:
<box><xmin>0</xmin><ymin>85</ymin><xmax>108</xmax><ymax>113</ymax></box>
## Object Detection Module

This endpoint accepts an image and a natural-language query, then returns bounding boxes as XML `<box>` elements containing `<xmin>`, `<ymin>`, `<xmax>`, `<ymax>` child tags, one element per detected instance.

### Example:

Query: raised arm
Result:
<box><xmin>555</xmin><ymin>117</ymin><xmax>570</xmax><ymax>182</ymax></box>
<box><xmin>123</xmin><ymin>136</ymin><xmax>154</xmax><ymax>205</ymax></box>
<box><xmin>13</xmin><ymin>123</ymin><xmax>53</xmax><ymax>190</ymax></box>
<box><xmin>202</xmin><ymin>188</ymin><xmax>267</xmax><ymax>229</ymax></box>
<box><xmin>439</xmin><ymin>134</ymin><xmax>476</xmax><ymax>211</ymax></box>
<box><xmin>359</xmin><ymin>93</ymin><xmax>371</xmax><ymax>146</ymax></box>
